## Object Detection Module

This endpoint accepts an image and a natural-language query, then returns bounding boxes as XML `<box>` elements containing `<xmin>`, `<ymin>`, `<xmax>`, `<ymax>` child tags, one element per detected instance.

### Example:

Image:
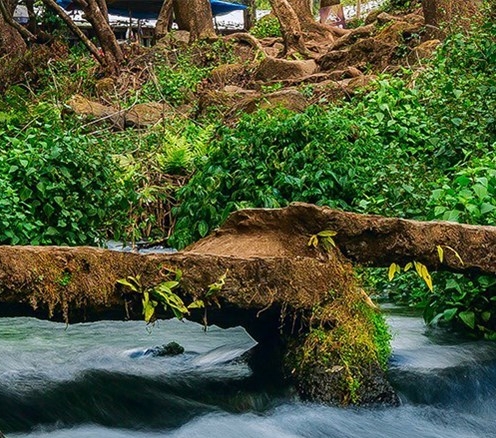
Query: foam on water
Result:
<box><xmin>2</xmin><ymin>312</ymin><xmax>496</xmax><ymax>437</ymax></box>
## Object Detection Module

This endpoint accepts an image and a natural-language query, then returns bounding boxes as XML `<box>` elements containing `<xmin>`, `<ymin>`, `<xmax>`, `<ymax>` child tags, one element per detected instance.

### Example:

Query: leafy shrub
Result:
<box><xmin>169</xmin><ymin>91</ymin><xmax>439</xmax><ymax>248</ymax></box>
<box><xmin>428</xmin><ymin>154</ymin><xmax>496</xmax><ymax>225</ymax></box>
<box><xmin>0</xmin><ymin>108</ymin><xmax>128</xmax><ymax>245</ymax></box>
<box><xmin>250</xmin><ymin>14</ymin><xmax>281</xmax><ymax>39</ymax></box>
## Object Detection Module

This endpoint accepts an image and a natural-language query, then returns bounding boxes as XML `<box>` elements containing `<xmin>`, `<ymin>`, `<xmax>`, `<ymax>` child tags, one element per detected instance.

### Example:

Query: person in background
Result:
<box><xmin>319</xmin><ymin>0</ymin><xmax>346</xmax><ymax>28</ymax></box>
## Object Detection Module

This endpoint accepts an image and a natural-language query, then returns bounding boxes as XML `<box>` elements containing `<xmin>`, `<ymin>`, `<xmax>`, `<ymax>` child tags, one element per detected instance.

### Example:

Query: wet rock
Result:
<box><xmin>149</xmin><ymin>341</ymin><xmax>185</xmax><ymax>357</ymax></box>
<box><xmin>294</xmin><ymin>362</ymin><xmax>399</xmax><ymax>406</ymax></box>
<box><xmin>255</xmin><ymin>57</ymin><xmax>318</xmax><ymax>81</ymax></box>
<box><xmin>125</xmin><ymin>102</ymin><xmax>172</xmax><ymax>128</ymax></box>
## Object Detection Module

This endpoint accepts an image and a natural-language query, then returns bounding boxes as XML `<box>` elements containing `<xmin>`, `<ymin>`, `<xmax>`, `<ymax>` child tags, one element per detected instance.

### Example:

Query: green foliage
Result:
<box><xmin>141</xmin><ymin>64</ymin><xmax>205</xmax><ymax>106</ymax></box>
<box><xmin>428</xmin><ymin>152</ymin><xmax>496</xmax><ymax>225</ymax></box>
<box><xmin>170</xmin><ymin>15</ymin><xmax>496</xmax><ymax>341</ymax></box>
<box><xmin>0</xmin><ymin>106</ymin><xmax>127</xmax><ymax>245</ymax></box>
<box><xmin>423</xmin><ymin>274</ymin><xmax>496</xmax><ymax>339</ymax></box>
<box><xmin>170</xmin><ymin>91</ymin><xmax>440</xmax><ymax>248</ymax></box>
<box><xmin>117</xmin><ymin>270</ymin><xmax>202</xmax><ymax>323</ymax></box>
<box><xmin>140</xmin><ymin>39</ymin><xmax>236</xmax><ymax>106</ymax></box>
<box><xmin>250</xmin><ymin>14</ymin><xmax>281</xmax><ymax>39</ymax></box>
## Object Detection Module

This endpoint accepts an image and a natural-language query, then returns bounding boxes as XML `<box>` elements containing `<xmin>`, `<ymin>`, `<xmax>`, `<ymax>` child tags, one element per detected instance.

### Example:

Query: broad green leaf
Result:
<box><xmin>188</xmin><ymin>300</ymin><xmax>205</xmax><ymax>309</ymax></box>
<box><xmin>443</xmin><ymin>308</ymin><xmax>458</xmax><ymax>321</ymax></box>
<box><xmin>317</xmin><ymin>230</ymin><xmax>337</xmax><ymax>237</ymax></box>
<box><xmin>459</xmin><ymin>310</ymin><xmax>475</xmax><ymax>330</ymax></box>
<box><xmin>116</xmin><ymin>279</ymin><xmax>138</xmax><ymax>292</ymax></box>
<box><xmin>473</xmin><ymin>184</ymin><xmax>488</xmax><ymax>200</ymax></box>
<box><xmin>143</xmin><ymin>299</ymin><xmax>156</xmax><ymax>323</ymax></box>
<box><xmin>162</xmin><ymin>281</ymin><xmax>179</xmax><ymax>290</ymax></box>
<box><xmin>480</xmin><ymin>203</ymin><xmax>496</xmax><ymax>215</ymax></box>
<box><xmin>198</xmin><ymin>220</ymin><xmax>209</xmax><ymax>237</ymax></box>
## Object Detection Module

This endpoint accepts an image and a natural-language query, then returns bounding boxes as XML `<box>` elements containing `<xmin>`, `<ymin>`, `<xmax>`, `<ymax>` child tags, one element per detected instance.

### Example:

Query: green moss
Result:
<box><xmin>288</xmin><ymin>286</ymin><xmax>393</xmax><ymax>405</ymax></box>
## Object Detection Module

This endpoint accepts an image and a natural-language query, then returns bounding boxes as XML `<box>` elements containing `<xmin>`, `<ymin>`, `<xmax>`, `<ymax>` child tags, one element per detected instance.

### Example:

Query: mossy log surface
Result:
<box><xmin>6</xmin><ymin>201</ymin><xmax>493</xmax><ymax>405</ymax></box>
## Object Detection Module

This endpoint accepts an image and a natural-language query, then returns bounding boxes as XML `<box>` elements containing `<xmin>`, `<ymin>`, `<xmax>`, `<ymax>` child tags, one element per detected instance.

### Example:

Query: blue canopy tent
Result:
<box><xmin>56</xmin><ymin>0</ymin><xmax>247</xmax><ymax>19</ymax></box>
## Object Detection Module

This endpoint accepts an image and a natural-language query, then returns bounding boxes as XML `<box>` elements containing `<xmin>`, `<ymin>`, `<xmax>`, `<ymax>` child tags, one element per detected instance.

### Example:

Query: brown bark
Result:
<box><xmin>74</xmin><ymin>0</ymin><xmax>124</xmax><ymax>73</ymax></box>
<box><xmin>172</xmin><ymin>0</ymin><xmax>216</xmax><ymax>41</ymax></box>
<box><xmin>202</xmin><ymin>203</ymin><xmax>496</xmax><ymax>275</ymax></box>
<box><xmin>41</xmin><ymin>0</ymin><xmax>106</xmax><ymax>66</ymax></box>
<box><xmin>269</xmin><ymin>0</ymin><xmax>310</xmax><ymax>57</ymax></box>
<box><xmin>188</xmin><ymin>0</ymin><xmax>216</xmax><ymax>41</ymax></box>
<box><xmin>288</xmin><ymin>0</ymin><xmax>336</xmax><ymax>39</ymax></box>
<box><xmin>173</xmin><ymin>0</ymin><xmax>190</xmax><ymax>30</ymax></box>
<box><xmin>155</xmin><ymin>0</ymin><xmax>174</xmax><ymax>40</ymax></box>
<box><xmin>25</xmin><ymin>0</ymin><xmax>37</xmax><ymax>34</ymax></box>
<box><xmin>0</xmin><ymin>14</ymin><xmax>25</xmax><ymax>57</ymax></box>
<box><xmin>243</xmin><ymin>0</ymin><xmax>256</xmax><ymax>31</ymax></box>
<box><xmin>422</xmin><ymin>0</ymin><xmax>483</xmax><ymax>38</ymax></box>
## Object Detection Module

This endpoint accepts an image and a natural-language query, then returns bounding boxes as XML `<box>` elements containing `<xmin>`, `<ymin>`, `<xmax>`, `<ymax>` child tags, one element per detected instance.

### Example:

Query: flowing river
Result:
<box><xmin>1</xmin><ymin>307</ymin><xmax>495</xmax><ymax>437</ymax></box>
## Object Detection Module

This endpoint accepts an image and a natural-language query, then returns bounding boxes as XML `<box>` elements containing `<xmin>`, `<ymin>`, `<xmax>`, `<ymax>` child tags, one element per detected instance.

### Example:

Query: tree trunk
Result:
<box><xmin>25</xmin><ymin>0</ymin><xmax>37</xmax><ymax>34</ymax></box>
<box><xmin>173</xmin><ymin>0</ymin><xmax>190</xmax><ymax>30</ymax></box>
<box><xmin>422</xmin><ymin>0</ymin><xmax>483</xmax><ymax>38</ymax></box>
<box><xmin>173</xmin><ymin>0</ymin><xmax>216</xmax><ymax>41</ymax></box>
<box><xmin>0</xmin><ymin>0</ymin><xmax>27</xmax><ymax>56</ymax></box>
<box><xmin>74</xmin><ymin>0</ymin><xmax>124</xmax><ymax>73</ymax></box>
<box><xmin>189</xmin><ymin>0</ymin><xmax>216</xmax><ymax>41</ymax></box>
<box><xmin>243</xmin><ymin>0</ymin><xmax>256</xmax><ymax>31</ymax></box>
<box><xmin>202</xmin><ymin>203</ymin><xmax>496</xmax><ymax>275</ymax></box>
<box><xmin>288</xmin><ymin>0</ymin><xmax>314</xmax><ymax>24</ymax></box>
<box><xmin>155</xmin><ymin>0</ymin><xmax>173</xmax><ymax>40</ymax></box>
<box><xmin>269</xmin><ymin>0</ymin><xmax>310</xmax><ymax>57</ymax></box>
<box><xmin>288</xmin><ymin>0</ymin><xmax>336</xmax><ymax>39</ymax></box>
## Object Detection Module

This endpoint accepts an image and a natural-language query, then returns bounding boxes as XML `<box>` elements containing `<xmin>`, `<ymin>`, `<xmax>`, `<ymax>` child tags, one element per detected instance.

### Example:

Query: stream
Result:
<box><xmin>1</xmin><ymin>308</ymin><xmax>495</xmax><ymax>437</ymax></box>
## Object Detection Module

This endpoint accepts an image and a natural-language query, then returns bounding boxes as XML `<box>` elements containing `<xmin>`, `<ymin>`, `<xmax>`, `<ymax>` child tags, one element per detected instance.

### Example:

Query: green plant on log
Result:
<box><xmin>200</xmin><ymin>270</ymin><xmax>228</xmax><ymax>329</ymax></box>
<box><xmin>308</xmin><ymin>230</ymin><xmax>338</xmax><ymax>252</ymax></box>
<box><xmin>117</xmin><ymin>270</ymin><xmax>203</xmax><ymax>323</ymax></box>
<box><xmin>388</xmin><ymin>261</ymin><xmax>434</xmax><ymax>292</ymax></box>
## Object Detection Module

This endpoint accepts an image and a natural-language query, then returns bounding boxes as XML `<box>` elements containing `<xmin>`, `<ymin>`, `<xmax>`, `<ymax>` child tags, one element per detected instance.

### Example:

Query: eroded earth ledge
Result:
<box><xmin>1</xmin><ymin>203</ymin><xmax>495</xmax><ymax>405</ymax></box>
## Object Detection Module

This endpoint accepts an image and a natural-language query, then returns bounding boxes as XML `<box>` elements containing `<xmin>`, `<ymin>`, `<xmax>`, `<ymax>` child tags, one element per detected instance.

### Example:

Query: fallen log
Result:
<box><xmin>195</xmin><ymin>202</ymin><xmax>496</xmax><ymax>275</ymax></box>
<box><xmin>2</xmin><ymin>202</ymin><xmax>494</xmax><ymax>406</ymax></box>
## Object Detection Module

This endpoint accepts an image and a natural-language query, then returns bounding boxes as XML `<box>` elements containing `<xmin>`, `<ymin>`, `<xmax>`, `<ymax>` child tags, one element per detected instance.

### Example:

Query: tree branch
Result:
<box><xmin>0</xmin><ymin>0</ymin><xmax>36</xmax><ymax>41</ymax></box>
<box><xmin>40</xmin><ymin>0</ymin><xmax>106</xmax><ymax>65</ymax></box>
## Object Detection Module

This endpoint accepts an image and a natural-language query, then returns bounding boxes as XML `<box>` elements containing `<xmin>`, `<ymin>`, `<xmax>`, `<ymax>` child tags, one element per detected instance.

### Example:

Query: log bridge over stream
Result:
<box><xmin>0</xmin><ymin>203</ymin><xmax>494</xmax><ymax>405</ymax></box>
